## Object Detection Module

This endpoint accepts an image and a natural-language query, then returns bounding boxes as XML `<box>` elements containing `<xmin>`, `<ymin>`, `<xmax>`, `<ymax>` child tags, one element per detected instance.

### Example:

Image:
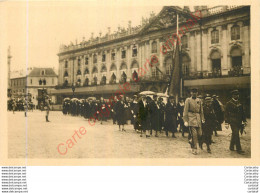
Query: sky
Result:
<box><xmin>1</xmin><ymin>1</ymin><xmax>166</xmax><ymax>73</ymax></box>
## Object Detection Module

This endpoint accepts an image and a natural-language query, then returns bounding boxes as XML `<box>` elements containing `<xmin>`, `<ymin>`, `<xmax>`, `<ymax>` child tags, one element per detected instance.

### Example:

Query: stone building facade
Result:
<box><xmin>53</xmin><ymin>5</ymin><xmax>250</xmax><ymax>112</ymax></box>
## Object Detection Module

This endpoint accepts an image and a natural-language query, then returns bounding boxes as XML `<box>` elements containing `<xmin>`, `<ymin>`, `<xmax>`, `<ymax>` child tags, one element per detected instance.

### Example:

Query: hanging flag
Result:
<box><xmin>168</xmin><ymin>42</ymin><xmax>181</xmax><ymax>97</ymax></box>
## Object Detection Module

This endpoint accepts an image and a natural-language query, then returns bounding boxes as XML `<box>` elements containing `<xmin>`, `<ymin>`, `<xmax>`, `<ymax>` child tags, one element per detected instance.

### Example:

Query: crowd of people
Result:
<box><xmin>62</xmin><ymin>88</ymin><xmax>247</xmax><ymax>155</ymax></box>
<box><xmin>7</xmin><ymin>98</ymin><xmax>35</xmax><ymax>113</ymax></box>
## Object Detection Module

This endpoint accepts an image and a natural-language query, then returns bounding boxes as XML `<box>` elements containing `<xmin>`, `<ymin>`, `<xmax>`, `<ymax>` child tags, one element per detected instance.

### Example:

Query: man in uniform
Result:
<box><xmin>225</xmin><ymin>90</ymin><xmax>247</xmax><ymax>154</ymax></box>
<box><xmin>183</xmin><ymin>88</ymin><xmax>205</xmax><ymax>155</ymax></box>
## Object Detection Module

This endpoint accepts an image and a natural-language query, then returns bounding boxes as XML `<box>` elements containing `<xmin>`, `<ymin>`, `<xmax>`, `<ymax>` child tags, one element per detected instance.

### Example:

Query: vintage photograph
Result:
<box><xmin>4</xmin><ymin>3</ymin><xmax>251</xmax><ymax>159</ymax></box>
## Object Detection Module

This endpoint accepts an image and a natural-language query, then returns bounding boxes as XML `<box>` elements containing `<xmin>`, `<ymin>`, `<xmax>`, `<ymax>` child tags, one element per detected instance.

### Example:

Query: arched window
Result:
<box><xmin>211</xmin><ymin>29</ymin><xmax>219</xmax><ymax>44</ymax></box>
<box><xmin>76</xmin><ymin>79</ymin><xmax>81</xmax><ymax>86</ymax></box>
<box><xmin>101</xmin><ymin>65</ymin><xmax>107</xmax><ymax>72</ymax></box>
<box><xmin>110</xmin><ymin>63</ymin><xmax>117</xmax><ymax>71</ymax></box>
<box><xmin>93</xmin><ymin>76</ymin><xmax>98</xmax><ymax>85</ymax></box>
<box><xmin>210</xmin><ymin>50</ymin><xmax>221</xmax><ymax>77</ymax></box>
<box><xmin>132</xmin><ymin>70</ymin><xmax>138</xmax><ymax>81</ymax></box>
<box><xmin>121</xmin><ymin>72</ymin><xmax>127</xmax><ymax>83</ymax></box>
<box><xmin>77</xmin><ymin>69</ymin><xmax>81</xmax><ymax>75</ymax></box>
<box><xmin>230</xmin><ymin>47</ymin><xmax>243</xmax><ymax>75</ymax></box>
<box><xmin>181</xmin><ymin>35</ymin><xmax>188</xmax><ymax>49</ymax></box>
<box><xmin>231</xmin><ymin>25</ymin><xmax>240</xmax><ymax>40</ymax></box>
<box><xmin>64</xmin><ymin>71</ymin><xmax>68</xmax><ymax>77</ymax></box>
<box><xmin>120</xmin><ymin>62</ymin><xmax>127</xmax><ymax>70</ymax></box>
<box><xmin>101</xmin><ymin>76</ymin><xmax>106</xmax><ymax>85</ymax></box>
<box><xmin>63</xmin><ymin>80</ymin><xmax>68</xmax><ymax>86</ymax></box>
<box><xmin>93</xmin><ymin>54</ymin><xmax>97</xmax><ymax>63</ymax></box>
<box><xmin>165</xmin><ymin>57</ymin><xmax>172</xmax><ymax>76</ymax></box>
<box><xmin>92</xmin><ymin>67</ymin><xmax>98</xmax><ymax>74</ymax></box>
<box><xmin>84</xmin><ymin>68</ymin><xmax>89</xmax><ymax>75</ymax></box>
<box><xmin>110</xmin><ymin>73</ymin><xmax>116</xmax><ymax>84</ymax></box>
<box><xmin>131</xmin><ymin>61</ymin><xmax>139</xmax><ymax>69</ymax></box>
<box><xmin>151</xmin><ymin>41</ymin><xmax>157</xmax><ymax>53</ymax></box>
<box><xmin>84</xmin><ymin>78</ymin><xmax>89</xmax><ymax>86</ymax></box>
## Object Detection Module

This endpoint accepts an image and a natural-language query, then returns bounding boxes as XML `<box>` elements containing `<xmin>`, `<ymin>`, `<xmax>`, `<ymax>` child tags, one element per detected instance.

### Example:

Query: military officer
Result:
<box><xmin>183</xmin><ymin>88</ymin><xmax>205</xmax><ymax>155</ymax></box>
<box><xmin>225</xmin><ymin>90</ymin><xmax>247</xmax><ymax>154</ymax></box>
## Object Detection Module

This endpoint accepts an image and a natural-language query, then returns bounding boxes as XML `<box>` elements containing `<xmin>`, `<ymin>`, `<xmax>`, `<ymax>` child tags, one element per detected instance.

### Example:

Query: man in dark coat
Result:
<box><xmin>149</xmin><ymin>95</ymin><xmax>160</xmax><ymax>137</ymax></box>
<box><xmin>164</xmin><ymin>96</ymin><xmax>178</xmax><ymax>138</ymax></box>
<box><xmin>137</xmin><ymin>95</ymin><xmax>149</xmax><ymax>137</ymax></box>
<box><xmin>212</xmin><ymin>95</ymin><xmax>224</xmax><ymax>136</ymax></box>
<box><xmin>225</xmin><ymin>90</ymin><xmax>247</xmax><ymax>154</ymax></box>
<box><xmin>114</xmin><ymin>95</ymin><xmax>126</xmax><ymax>131</ymax></box>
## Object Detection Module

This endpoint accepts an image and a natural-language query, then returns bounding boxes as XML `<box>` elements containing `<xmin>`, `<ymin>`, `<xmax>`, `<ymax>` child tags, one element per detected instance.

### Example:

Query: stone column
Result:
<box><xmin>243</xmin><ymin>20</ymin><xmax>250</xmax><ymax>74</ymax></box>
<box><xmin>221</xmin><ymin>24</ymin><xmax>228</xmax><ymax>75</ymax></box>
<box><xmin>227</xmin><ymin>23</ymin><xmax>233</xmax><ymax>70</ymax></box>
<box><xmin>207</xmin><ymin>28</ymin><xmax>213</xmax><ymax>72</ymax></box>
<box><xmin>202</xmin><ymin>29</ymin><xmax>208</xmax><ymax>72</ymax></box>
<box><xmin>189</xmin><ymin>31</ymin><xmax>196</xmax><ymax>73</ymax></box>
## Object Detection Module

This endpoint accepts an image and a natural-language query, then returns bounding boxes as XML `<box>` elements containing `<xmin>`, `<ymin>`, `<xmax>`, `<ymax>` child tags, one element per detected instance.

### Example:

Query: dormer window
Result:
<box><xmin>41</xmin><ymin>70</ymin><xmax>45</xmax><ymax>76</ymax></box>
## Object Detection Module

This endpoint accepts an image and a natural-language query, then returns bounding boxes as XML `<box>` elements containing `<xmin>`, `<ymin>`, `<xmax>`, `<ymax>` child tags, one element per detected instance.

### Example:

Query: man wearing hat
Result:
<box><xmin>225</xmin><ymin>90</ymin><xmax>247</xmax><ymax>154</ymax></box>
<box><xmin>44</xmin><ymin>95</ymin><xmax>51</xmax><ymax>122</ymax></box>
<box><xmin>183</xmin><ymin>88</ymin><xmax>205</xmax><ymax>155</ymax></box>
<box><xmin>137</xmin><ymin>95</ymin><xmax>149</xmax><ymax>137</ymax></box>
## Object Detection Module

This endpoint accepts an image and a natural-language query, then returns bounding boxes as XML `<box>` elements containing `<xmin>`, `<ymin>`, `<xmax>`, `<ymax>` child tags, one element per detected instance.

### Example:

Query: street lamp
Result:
<box><xmin>72</xmin><ymin>83</ymin><xmax>75</xmax><ymax>98</ymax></box>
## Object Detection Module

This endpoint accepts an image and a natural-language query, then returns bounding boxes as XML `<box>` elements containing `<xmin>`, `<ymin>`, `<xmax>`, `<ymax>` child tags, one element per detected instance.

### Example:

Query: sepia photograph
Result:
<box><xmin>1</xmin><ymin>1</ymin><xmax>257</xmax><ymax>164</ymax></box>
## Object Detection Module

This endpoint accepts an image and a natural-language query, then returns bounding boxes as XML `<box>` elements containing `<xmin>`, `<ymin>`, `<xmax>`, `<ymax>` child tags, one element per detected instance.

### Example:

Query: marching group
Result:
<box><xmin>62</xmin><ymin>88</ymin><xmax>247</xmax><ymax>155</ymax></box>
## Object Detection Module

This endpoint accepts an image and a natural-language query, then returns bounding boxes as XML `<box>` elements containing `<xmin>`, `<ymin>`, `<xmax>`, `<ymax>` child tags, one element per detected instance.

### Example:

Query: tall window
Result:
<box><xmin>102</xmin><ymin>54</ymin><xmax>106</xmax><ymax>62</ymax></box>
<box><xmin>111</xmin><ymin>53</ymin><xmax>116</xmax><ymax>60</ymax></box>
<box><xmin>41</xmin><ymin>70</ymin><xmax>45</xmax><ymax>75</ymax></box>
<box><xmin>181</xmin><ymin>35</ymin><xmax>188</xmax><ymax>49</ymax></box>
<box><xmin>211</xmin><ymin>29</ymin><xmax>219</xmax><ymax>44</ymax></box>
<box><xmin>93</xmin><ymin>54</ymin><xmax>97</xmax><ymax>63</ymax></box>
<box><xmin>43</xmin><ymin>79</ymin><xmax>46</xmax><ymax>85</ymax></box>
<box><xmin>151</xmin><ymin>41</ymin><xmax>157</xmax><ymax>53</ymax></box>
<box><xmin>65</xmin><ymin>61</ymin><xmax>68</xmax><ymax>68</ymax></box>
<box><xmin>39</xmin><ymin>79</ymin><xmax>42</xmax><ymax>85</ymax></box>
<box><xmin>122</xmin><ymin>50</ymin><xmax>126</xmax><ymax>59</ymax></box>
<box><xmin>132</xmin><ymin>46</ymin><xmax>137</xmax><ymax>57</ymax></box>
<box><xmin>231</xmin><ymin>25</ymin><xmax>240</xmax><ymax>40</ymax></box>
<box><xmin>30</xmin><ymin>79</ymin><xmax>32</xmax><ymax>85</ymax></box>
<box><xmin>85</xmin><ymin>57</ymin><xmax>88</xmax><ymax>65</ymax></box>
<box><xmin>165</xmin><ymin>58</ymin><xmax>172</xmax><ymax>76</ymax></box>
<box><xmin>78</xmin><ymin>58</ymin><xmax>81</xmax><ymax>67</ymax></box>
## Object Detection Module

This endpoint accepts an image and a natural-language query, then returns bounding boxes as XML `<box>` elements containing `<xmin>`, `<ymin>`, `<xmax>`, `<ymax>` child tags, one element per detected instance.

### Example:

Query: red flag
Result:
<box><xmin>168</xmin><ymin>43</ymin><xmax>181</xmax><ymax>97</ymax></box>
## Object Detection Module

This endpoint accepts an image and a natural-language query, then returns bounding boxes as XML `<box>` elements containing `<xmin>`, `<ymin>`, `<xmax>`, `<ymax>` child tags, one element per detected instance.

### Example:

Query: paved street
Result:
<box><xmin>8</xmin><ymin>110</ymin><xmax>251</xmax><ymax>158</ymax></box>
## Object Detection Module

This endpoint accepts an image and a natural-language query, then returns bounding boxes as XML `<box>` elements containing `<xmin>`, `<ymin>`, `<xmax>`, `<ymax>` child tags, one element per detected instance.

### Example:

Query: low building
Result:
<box><xmin>10</xmin><ymin>67</ymin><xmax>58</xmax><ymax>107</ymax></box>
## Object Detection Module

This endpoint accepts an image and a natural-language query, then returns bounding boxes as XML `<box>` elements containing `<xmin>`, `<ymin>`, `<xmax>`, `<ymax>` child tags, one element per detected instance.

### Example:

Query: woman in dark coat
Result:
<box><xmin>164</xmin><ymin>96</ymin><xmax>178</xmax><ymax>138</ymax></box>
<box><xmin>202</xmin><ymin>97</ymin><xmax>218</xmax><ymax>153</ymax></box>
<box><xmin>114</xmin><ymin>96</ymin><xmax>126</xmax><ymax>131</ymax></box>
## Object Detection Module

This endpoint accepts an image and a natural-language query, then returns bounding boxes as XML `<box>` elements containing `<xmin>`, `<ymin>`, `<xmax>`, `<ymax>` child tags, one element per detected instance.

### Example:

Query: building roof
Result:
<box><xmin>28</xmin><ymin>68</ymin><xmax>58</xmax><ymax>77</ymax></box>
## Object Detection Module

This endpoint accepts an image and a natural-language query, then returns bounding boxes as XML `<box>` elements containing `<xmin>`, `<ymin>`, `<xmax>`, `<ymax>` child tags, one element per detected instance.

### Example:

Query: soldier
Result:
<box><xmin>164</xmin><ymin>95</ymin><xmax>178</xmax><ymax>138</ymax></box>
<box><xmin>183</xmin><ymin>88</ymin><xmax>205</xmax><ymax>155</ymax></box>
<box><xmin>225</xmin><ymin>90</ymin><xmax>247</xmax><ymax>154</ymax></box>
<box><xmin>45</xmin><ymin>95</ymin><xmax>51</xmax><ymax>122</ymax></box>
<box><xmin>202</xmin><ymin>96</ymin><xmax>218</xmax><ymax>153</ymax></box>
